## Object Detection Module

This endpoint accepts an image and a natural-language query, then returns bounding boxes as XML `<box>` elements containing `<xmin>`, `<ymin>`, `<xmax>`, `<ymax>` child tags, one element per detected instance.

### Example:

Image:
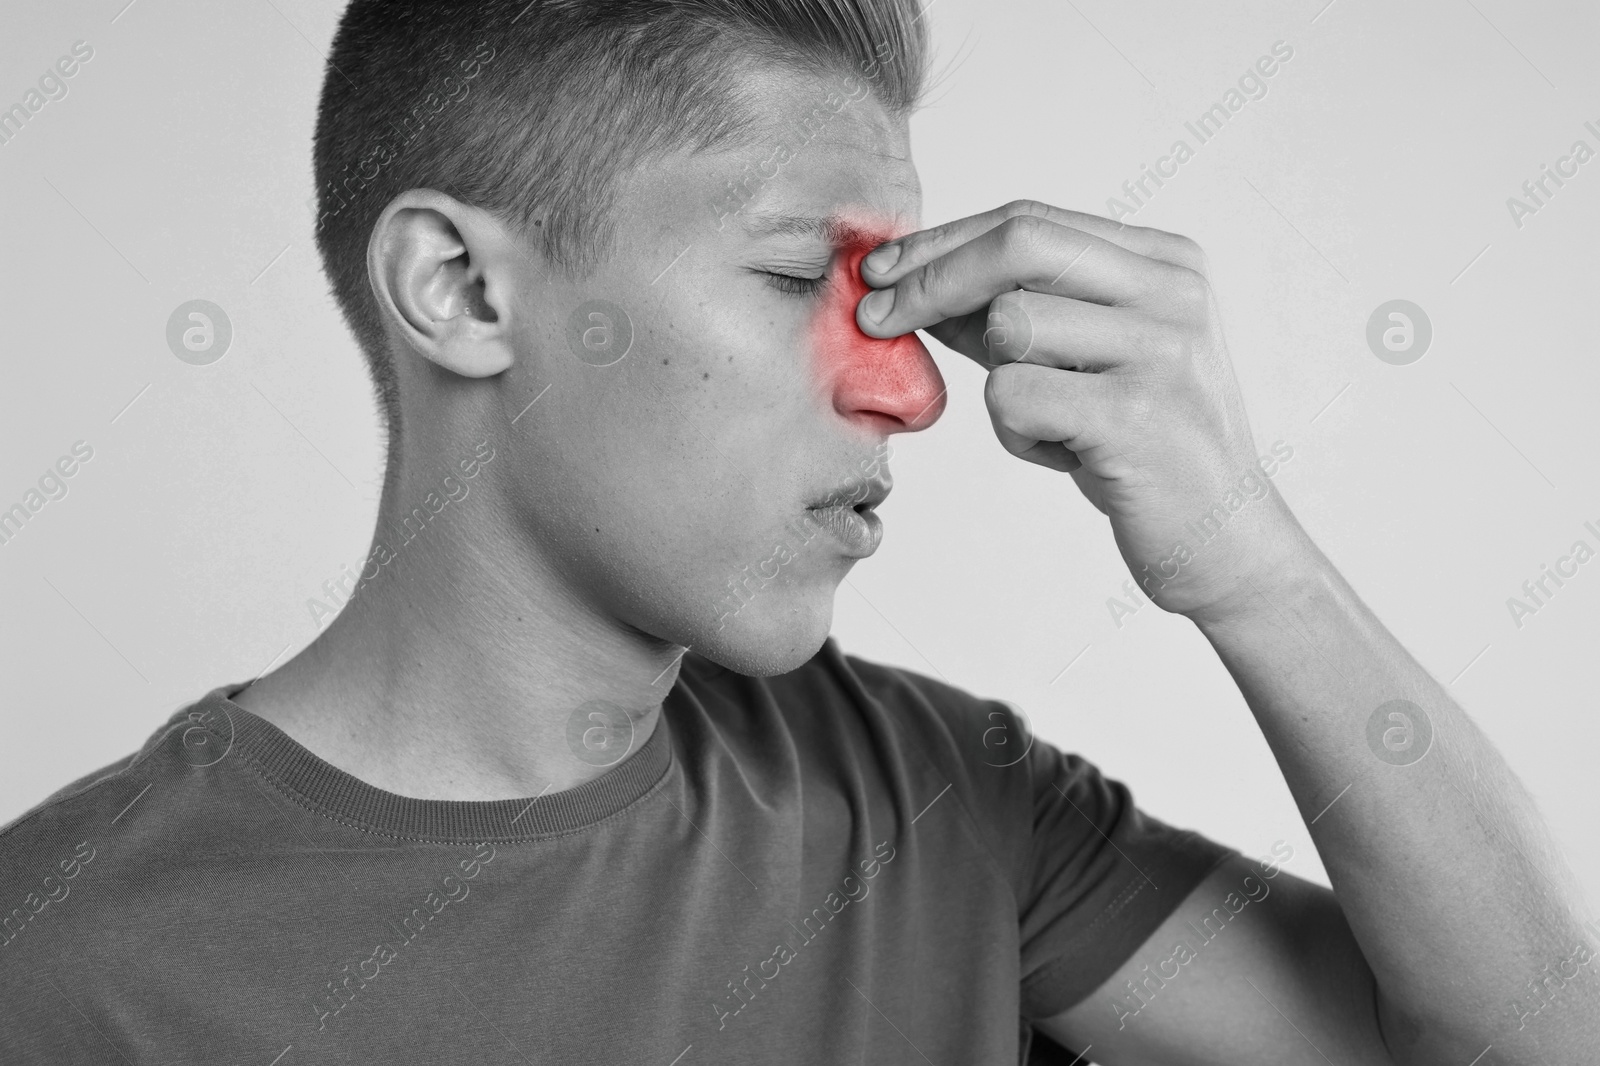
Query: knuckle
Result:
<box><xmin>1123</xmin><ymin>377</ymin><xmax>1162</xmax><ymax>428</ymax></box>
<box><xmin>908</xmin><ymin>258</ymin><xmax>945</xmax><ymax>306</ymax></box>
<box><xmin>1001</xmin><ymin>198</ymin><xmax>1050</xmax><ymax>220</ymax></box>
<box><xmin>990</xmin><ymin>288</ymin><xmax>1028</xmax><ymax>317</ymax></box>
<box><xmin>1153</xmin><ymin>230</ymin><xmax>1208</xmax><ymax>273</ymax></box>
<box><xmin>1170</xmin><ymin>232</ymin><xmax>1204</xmax><ymax>257</ymax></box>
<box><xmin>892</xmin><ymin>225</ymin><xmax>935</xmax><ymax>261</ymax></box>
<box><xmin>1138</xmin><ymin>320</ymin><xmax>1191</xmax><ymax>363</ymax></box>
<box><xmin>1164</xmin><ymin>264</ymin><xmax>1211</xmax><ymax>312</ymax></box>
<box><xmin>996</xmin><ymin>213</ymin><xmax>1050</xmax><ymax>257</ymax></box>
<box><xmin>1000</xmin><ymin>434</ymin><xmax>1036</xmax><ymax>459</ymax></box>
<box><xmin>1167</xmin><ymin>233</ymin><xmax>1205</xmax><ymax>266</ymax></box>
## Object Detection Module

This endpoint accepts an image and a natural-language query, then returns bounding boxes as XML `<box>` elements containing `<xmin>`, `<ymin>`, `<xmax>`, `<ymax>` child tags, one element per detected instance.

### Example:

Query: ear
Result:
<box><xmin>367</xmin><ymin>189</ymin><xmax>520</xmax><ymax>379</ymax></box>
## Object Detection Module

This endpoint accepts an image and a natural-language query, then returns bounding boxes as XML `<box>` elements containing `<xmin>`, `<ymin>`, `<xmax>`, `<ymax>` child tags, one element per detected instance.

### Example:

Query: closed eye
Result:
<box><xmin>762</xmin><ymin>270</ymin><xmax>828</xmax><ymax>297</ymax></box>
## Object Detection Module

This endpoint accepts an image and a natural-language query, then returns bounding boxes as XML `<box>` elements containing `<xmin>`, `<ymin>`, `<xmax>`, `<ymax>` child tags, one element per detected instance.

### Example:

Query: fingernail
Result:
<box><xmin>859</xmin><ymin>287</ymin><xmax>895</xmax><ymax>325</ymax></box>
<box><xmin>863</xmin><ymin>243</ymin><xmax>902</xmax><ymax>274</ymax></box>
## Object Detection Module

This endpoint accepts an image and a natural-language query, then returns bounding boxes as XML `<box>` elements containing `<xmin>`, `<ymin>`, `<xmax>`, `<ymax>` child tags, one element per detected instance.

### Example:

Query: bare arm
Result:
<box><xmin>855</xmin><ymin>199</ymin><xmax>1599</xmax><ymax>1064</ymax></box>
<box><xmin>1039</xmin><ymin>531</ymin><xmax>1600</xmax><ymax>1063</ymax></box>
<box><xmin>1038</xmin><ymin>857</ymin><xmax>1391</xmax><ymax>1065</ymax></box>
<box><xmin>1180</xmin><ymin>529</ymin><xmax>1597</xmax><ymax>1064</ymax></box>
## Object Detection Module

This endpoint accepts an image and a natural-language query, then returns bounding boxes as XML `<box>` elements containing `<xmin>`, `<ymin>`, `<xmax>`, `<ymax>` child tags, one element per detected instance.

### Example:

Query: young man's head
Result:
<box><xmin>312</xmin><ymin>0</ymin><xmax>947</xmax><ymax>676</ymax></box>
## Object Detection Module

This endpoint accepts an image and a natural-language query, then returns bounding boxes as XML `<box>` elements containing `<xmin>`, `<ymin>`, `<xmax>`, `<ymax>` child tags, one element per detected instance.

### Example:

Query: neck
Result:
<box><xmin>234</xmin><ymin>446</ymin><xmax>686</xmax><ymax>802</ymax></box>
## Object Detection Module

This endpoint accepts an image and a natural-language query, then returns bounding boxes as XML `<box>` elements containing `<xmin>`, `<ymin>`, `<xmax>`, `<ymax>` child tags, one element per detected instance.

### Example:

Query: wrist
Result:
<box><xmin>1182</xmin><ymin>506</ymin><xmax>1331</xmax><ymax>631</ymax></box>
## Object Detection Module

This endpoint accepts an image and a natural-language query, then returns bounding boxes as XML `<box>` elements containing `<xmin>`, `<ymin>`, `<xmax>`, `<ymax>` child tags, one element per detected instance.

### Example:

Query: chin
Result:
<box><xmin>685</xmin><ymin>591</ymin><xmax>837</xmax><ymax>677</ymax></box>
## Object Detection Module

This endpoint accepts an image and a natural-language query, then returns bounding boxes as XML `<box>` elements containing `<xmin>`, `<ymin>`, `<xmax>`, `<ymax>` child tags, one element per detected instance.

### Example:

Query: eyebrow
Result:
<box><xmin>740</xmin><ymin>214</ymin><xmax>893</xmax><ymax>249</ymax></box>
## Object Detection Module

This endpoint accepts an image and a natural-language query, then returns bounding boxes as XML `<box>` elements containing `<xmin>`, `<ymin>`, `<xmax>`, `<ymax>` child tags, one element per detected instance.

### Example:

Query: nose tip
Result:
<box><xmin>815</xmin><ymin>247</ymin><xmax>948</xmax><ymax>434</ymax></box>
<box><xmin>839</xmin><ymin>331</ymin><xmax>946</xmax><ymax>432</ymax></box>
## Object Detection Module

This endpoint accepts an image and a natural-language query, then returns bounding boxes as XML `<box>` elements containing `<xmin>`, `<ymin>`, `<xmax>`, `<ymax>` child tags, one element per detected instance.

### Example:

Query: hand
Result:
<box><xmin>855</xmin><ymin>200</ymin><xmax>1311</xmax><ymax>622</ymax></box>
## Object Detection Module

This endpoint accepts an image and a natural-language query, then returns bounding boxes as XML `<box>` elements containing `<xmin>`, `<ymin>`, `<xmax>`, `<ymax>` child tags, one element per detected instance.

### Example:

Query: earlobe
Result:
<box><xmin>368</xmin><ymin>192</ymin><xmax>516</xmax><ymax>380</ymax></box>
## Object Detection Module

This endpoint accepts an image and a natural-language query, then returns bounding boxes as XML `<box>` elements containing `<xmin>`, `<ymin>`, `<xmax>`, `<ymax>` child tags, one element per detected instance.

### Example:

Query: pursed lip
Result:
<box><xmin>807</xmin><ymin>471</ymin><xmax>892</xmax><ymax>512</ymax></box>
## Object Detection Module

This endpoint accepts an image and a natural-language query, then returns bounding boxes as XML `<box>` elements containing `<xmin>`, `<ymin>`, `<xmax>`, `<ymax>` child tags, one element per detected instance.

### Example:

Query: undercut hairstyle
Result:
<box><xmin>311</xmin><ymin>0</ymin><xmax>931</xmax><ymax>484</ymax></box>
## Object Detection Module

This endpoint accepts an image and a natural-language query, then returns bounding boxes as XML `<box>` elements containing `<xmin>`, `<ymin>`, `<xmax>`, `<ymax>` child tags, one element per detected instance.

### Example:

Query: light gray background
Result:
<box><xmin>2</xmin><ymin>0</ymin><xmax>1596</xmax><ymax>908</ymax></box>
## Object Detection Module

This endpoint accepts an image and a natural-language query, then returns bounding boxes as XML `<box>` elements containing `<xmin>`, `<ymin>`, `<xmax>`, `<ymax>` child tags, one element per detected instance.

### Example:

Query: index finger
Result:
<box><xmin>860</xmin><ymin>199</ymin><xmax>1207</xmax><ymax>284</ymax></box>
<box><xmin>855</xmin><ymin>212</ymin><xmax>1194</xmax><ymax>340</ymax></box>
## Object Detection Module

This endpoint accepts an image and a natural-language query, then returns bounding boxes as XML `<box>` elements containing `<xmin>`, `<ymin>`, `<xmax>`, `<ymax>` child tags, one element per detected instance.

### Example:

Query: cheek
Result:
<box><xmin>809</xmin><ymin>244</ymin><xmax>932</xmax><ymax>394</ymax></box>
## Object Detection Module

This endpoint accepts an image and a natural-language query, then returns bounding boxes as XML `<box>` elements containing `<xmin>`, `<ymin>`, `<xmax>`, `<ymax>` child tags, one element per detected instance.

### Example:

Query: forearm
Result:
<box><xmin>1191</xmin><ymin>519</ymin><xmax>1599</xmax><ymax>1065</ymax></box>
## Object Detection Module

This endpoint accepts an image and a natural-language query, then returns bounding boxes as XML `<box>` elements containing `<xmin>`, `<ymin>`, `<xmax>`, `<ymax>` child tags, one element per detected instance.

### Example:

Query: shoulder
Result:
<box><xmin>2</xmin><ymin>743</ymin><xmax>152</xmax><ymax>850</ymax></box>
<box><xmin>0</xmin><ymin>685</ymin><xmax>254</xmax><ymax>968</ymax></box>
<box><xmin>0</xmin><ymin>686</ymin><xmax>226</xmax><ymax>870</ymax></box>
<box><xmin>4</xmin><ymin>753</ymin><xmax>138</xmax><ymax>835</ymax></box>
<box><xmin>0</xmin><ymin>738</ymin><xmax>148</xmax><ymax>956</ymax></box>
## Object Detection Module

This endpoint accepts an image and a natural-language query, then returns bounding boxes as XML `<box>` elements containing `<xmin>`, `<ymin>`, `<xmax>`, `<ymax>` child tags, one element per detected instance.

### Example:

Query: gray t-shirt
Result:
<box><xmin>0</xmin><ymin>638</ymin><xmax>1232</xmax><ymax>1064</ymax></box>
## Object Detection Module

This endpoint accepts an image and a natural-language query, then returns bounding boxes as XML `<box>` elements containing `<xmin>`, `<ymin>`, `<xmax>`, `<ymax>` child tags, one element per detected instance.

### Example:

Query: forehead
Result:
<box><xmin>615</xmin><ymin>62</ymin><xmax>922</xmax><ymax>244</ymax></box>
<box><xmin>732</xmin><ymin>63</ymin><xmax>922</xmax><ymax>233</ymax></box>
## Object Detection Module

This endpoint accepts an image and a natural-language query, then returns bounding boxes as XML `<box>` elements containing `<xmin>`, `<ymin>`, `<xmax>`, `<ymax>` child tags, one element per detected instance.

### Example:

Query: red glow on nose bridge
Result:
<box><xmin>811</xmin><ymin>219</ymin><xmax>946</xmax><ymax>433</ymax></box>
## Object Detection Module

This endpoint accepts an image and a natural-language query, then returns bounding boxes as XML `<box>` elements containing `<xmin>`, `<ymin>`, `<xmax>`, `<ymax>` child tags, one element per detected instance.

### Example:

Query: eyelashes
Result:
<box><xmin>763</xmin><ymin>270</ymin><xmax>828</xmax><ymax>297</ymax></box>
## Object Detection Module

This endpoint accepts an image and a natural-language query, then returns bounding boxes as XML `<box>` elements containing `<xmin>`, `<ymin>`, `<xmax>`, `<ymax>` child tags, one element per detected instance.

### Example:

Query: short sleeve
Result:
<box><xmin>825</xmin><ymin>646</ymin><xmax>1236</xmax><ymax>1022</ymax></box>
<box><xmin>1018</xmin><ymin>732</ymin><xmax>1236</xmax><ymax>1020</ymax></box>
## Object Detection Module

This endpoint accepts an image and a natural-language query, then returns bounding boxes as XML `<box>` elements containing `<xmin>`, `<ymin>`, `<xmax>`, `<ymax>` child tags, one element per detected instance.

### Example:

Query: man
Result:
<box><xmin>1</xmin><ymin>1</ymin><xmax>1594</xmax><ymax>1063</ymax></box>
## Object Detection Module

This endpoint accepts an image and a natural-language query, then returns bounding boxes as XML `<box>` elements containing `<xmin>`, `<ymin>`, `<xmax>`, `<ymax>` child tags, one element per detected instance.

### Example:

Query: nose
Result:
<box><xmin>812</xmin><ymin>244</ymin><xmax>947</xmax><ymax>434</ymax></box>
